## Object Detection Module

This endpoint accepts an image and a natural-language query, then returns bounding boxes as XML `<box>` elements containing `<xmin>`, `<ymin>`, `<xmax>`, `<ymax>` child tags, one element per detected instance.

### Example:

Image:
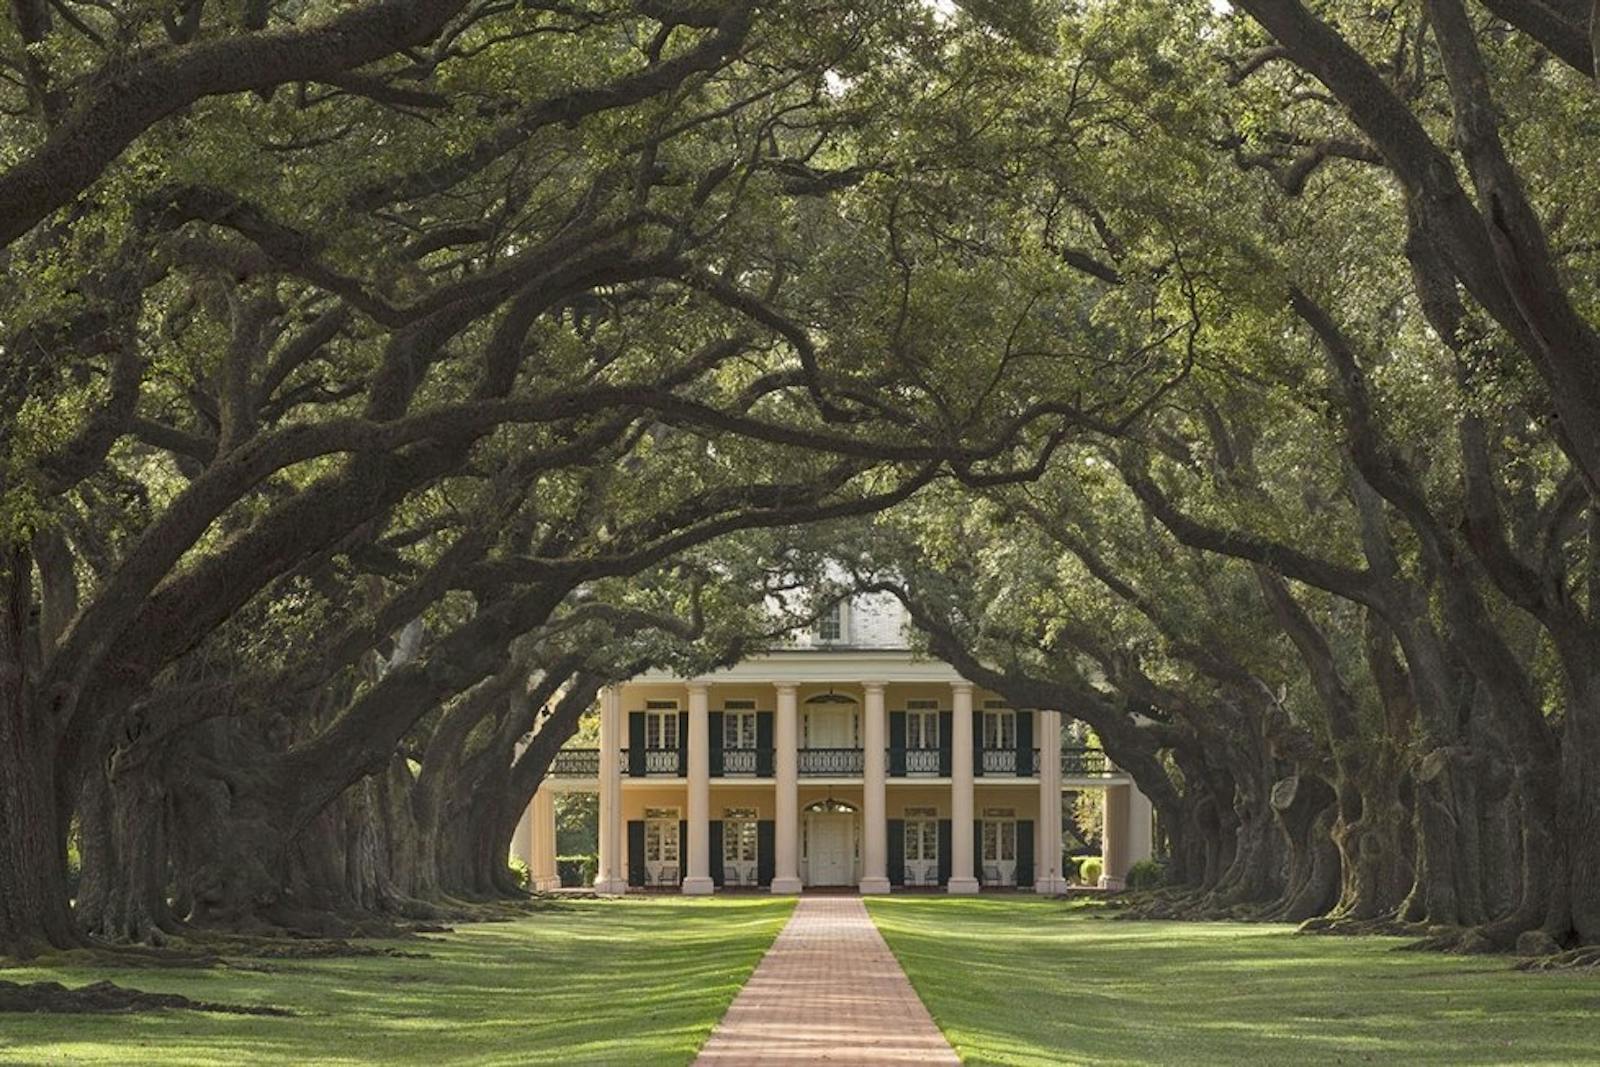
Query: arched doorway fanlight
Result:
<box><xmin>802</xmin><ymin>798</ymin><xmax>859</xmax><ymax>814</ymax></box>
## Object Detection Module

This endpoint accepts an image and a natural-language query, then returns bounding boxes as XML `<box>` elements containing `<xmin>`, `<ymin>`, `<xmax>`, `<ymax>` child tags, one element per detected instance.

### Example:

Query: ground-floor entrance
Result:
<box><xmin>803</xmin><ymin>802</ymin><xmax>859</xmax><ymax>886</ymax></box>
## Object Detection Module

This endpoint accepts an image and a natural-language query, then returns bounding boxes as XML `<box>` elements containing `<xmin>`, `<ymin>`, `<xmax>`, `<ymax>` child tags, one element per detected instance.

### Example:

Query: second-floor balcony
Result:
<box><xmin>549</xmin><ymin>748</ymin><xmax>600</xmax><ymax>776</ymax></box>
<box><xmin>1063</xmin><ymin>747</ymin><xmax>1110</xmax><ymax>775</ymax></box>
<box><xmin>799</xmin><ymin>747</ymin><xmax>863</xmax><ymax>776</ymax></box>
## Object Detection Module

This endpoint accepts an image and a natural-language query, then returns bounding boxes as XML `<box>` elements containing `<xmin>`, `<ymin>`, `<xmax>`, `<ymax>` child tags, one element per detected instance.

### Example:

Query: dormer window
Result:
<box><xmin>816</xmin><ymin>600</ymin><xmax>846</xmax><ymax>643</ymax></box>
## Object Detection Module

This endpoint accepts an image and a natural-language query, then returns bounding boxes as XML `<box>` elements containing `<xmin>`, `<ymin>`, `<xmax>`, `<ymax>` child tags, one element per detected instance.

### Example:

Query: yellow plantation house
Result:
<box><xmin>515</xmin><ymin>594</ymin><xmax>1154</xmax><ymax>894</ymax></box>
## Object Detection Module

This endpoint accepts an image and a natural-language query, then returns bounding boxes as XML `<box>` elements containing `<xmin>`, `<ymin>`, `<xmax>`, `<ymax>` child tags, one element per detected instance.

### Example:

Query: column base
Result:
<box><xmin>1034</xmin><ymin>876</ymin><xmax>1071</xmax><ymax>895</ymax></box>
<box><xmin>594</xmin><ymin>878</ymin><xmax>629</xmax><ymax>895</ymax></box>
<box><xmin>1099</xmin><ymin>875</ymin><xmax>1126</xmax><ymax>891</ymax></box>
<box><xmin>769</xmin><ymin>876</ymin><xmax>803</xmax><ymax>894</ymax></box>
<box><xmin>946</xmin><ymin>877</ymin><xmax>980</xmax><ymax>895</ymax></box>
<box><xmin>858</xmin><ymin>877</ymin><xmax>892</xmax><ymax>895</ymax></box>
<box><xmin>681</xmin><ymin>876</ymin><xmax>716</xmax><ymax>895</ymax></box>
<box><xmin>531</xmin><ymin>875</ymin><xmax>561</xmax><ymax>892</ymax></box>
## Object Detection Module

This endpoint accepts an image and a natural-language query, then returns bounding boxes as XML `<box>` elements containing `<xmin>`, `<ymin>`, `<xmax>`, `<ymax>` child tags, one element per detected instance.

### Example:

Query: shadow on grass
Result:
<box><xmin>0</xmin><ymin>897</ymin><xmax>795</xmax><ymax>1067</ymax></box>
<box><xmin>866</xmin><ymin>896</ymin><xmax>1600</xmax><ymax>1067</ymax></box>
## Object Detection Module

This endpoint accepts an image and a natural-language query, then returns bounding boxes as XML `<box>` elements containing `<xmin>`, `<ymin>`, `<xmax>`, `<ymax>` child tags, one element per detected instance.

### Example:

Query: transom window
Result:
<box><xmin>982</xmin><ymin>704</ymin><xmax>1015</xmax><ymax>750</ymax></box>
<box><xmin>906</xmin><ymin>701</ymin><xmax>940</xmax><ymax>749</ymax></box>
<box><xmin>645</xmin><ymin>701</ymin><xmax>679</xmax><ymax>750</ymax></box>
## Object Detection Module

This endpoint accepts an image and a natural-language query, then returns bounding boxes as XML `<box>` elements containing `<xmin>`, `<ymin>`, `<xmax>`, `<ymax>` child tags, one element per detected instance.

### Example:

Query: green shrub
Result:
<box><xmin>1077</xmin><ymin>856</ymin><xmax>1103</xmax><ymax>886</ymax></box>
<box><xmin>508</xmin><ymin>856</ymin><xmax>531</xmax><ymax>890</ymax></box>
<box><xmin>557</xmin><ymin>853</ymin><xmax>598</xmax><ymax>887</ymax></box>
<box><xmin>1127</xmin><ymin>858</ymin><xmax>1167</xmax><ymax>890</ymax></box>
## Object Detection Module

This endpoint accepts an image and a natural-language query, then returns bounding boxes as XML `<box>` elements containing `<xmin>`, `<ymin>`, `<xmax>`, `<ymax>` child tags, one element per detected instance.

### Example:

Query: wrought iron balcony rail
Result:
<box><xmin>798</xmin><ymin>747</ymin><xmax>864</xmax><ymax>776</ymax></box>
<box><xmin>721</xmin><ymin>748</ymin><xmax>761</xmax><ymax>775</ymax></box>
<box><xmin>904</xmin><ymin>748</ymin><xmax>941</xmax><ymax>775</ymax></box>
<box><xmin>981</xmin><ymin>747</ymin><xmax>1019</xmax><ymax>775</ymax></box>
<box><xmin>549</xmin><ymin>749</ymin><xmax>600</xmax><ymax>777</ymax></box>
<box><xmin>1062</xmin><ymin>747</ymin><xmax>1110</xmax><ymax>775</ymax></box>
<box><xmin>643</xmin><ymin>748</ymin><xmax>681</xmax><ymax>774</ymax></box>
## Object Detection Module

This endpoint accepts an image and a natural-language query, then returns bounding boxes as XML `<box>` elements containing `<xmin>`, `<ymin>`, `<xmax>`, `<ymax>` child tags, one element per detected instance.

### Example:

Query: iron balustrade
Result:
<box><xmin>904</xmin><ymin>748</ymin><xmax>941</xmax><ymax>775</ymax></box>
<box><xmin>1062</xmin><ymin>747</ymin><xmax>1110</xmax><ymax>775</ymax></box>
<box><xmin>644</xmin><ymin>748</ymin><xmax>681</xmax><ymax>774</ymax></box>
<box><xmin>798</xmin><ymin>747</ymin><xmax>863</xmax><ymax>776</ymax></box>
<box><xmin>721</xmin><ymin>748</ymin><xmax>760</xmax><ymax>775</ymax></box>
<box><xmin>981</xmin><ymin>748</ymin><xmax>1018</xmax><ymax>775</ymax></box>
<box><xmin>549</xmin><ymin>749</ymin><xmax>600</xmax><ymax>777</ymax></box>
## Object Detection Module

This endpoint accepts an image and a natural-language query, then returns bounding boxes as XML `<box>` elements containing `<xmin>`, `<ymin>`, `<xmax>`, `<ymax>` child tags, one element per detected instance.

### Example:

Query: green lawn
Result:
<box><xmin>0</xmin><ymin>897</ymin><xmax>794</xmax><ymax>1066</ymax></box>
<box><xmin>867</xmin><ymin>896</ymin><xmax>1600</xmax><ymax>1066</ymax></box>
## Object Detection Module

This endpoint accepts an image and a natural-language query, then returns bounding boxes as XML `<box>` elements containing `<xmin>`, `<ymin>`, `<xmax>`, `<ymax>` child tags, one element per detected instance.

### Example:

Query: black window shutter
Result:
<box><xmin>938</xmin><ymin>711</ymin><xmax>953</xmax><ymax>776</ymax></box>
<box><xmin>679</xmin><ymin>819</ymin><xmax>688</xmax><ymax>879</ymax></box>
<box><xmin>1016</xmin><ymin>711</ymin><xmax>1033</xmax><ymax>777</ymax></box>
<box><xmin>756</xmin><ymin>712</ymin><xmax>774</xmax><ymax>777</ymax></box>
<box><xmin>889</xmin><ymin>711</ymin><xmax>906</xmax><ymax>777</ymax></box>
<box><xmin>677</xmin><ymin>712</ymin><xmax>689</xmax><ymax>776</ymax></box>
<box><xmin>1017</xmin><ymin>819</ymin><xmax>1035</xmax><ymax>887</ymax></box>
<box><xmin>628</xmin><ymin>713</ymin><xmax>646</xmax><ymax>777</ymax></box>
<box><xmin>937</xmin><ymin>820</ymin><xmax>952</xmax><ymax>885</ymax></box>
<box><xmin>710</xmin><ymin>821</ymin><xmax>725</xmax><ymax>886</ymax></box>
<box><xmin>627</xmin><ymin>821</ymin><xmax>646</xmax><ymax>887</ymax></box>
<box><xmin>709</xmin><ymin>711</ymin><xmax>724</xmax><ymax>777</ymax></box>
<box><xmin>887</xmin><ymin>819</ymin><xmax>905</xmax><ymax>886</ymax></box>
<box><xmin>757</xmin><ymin>820</ymin><xmax>776</xmax><ymax>886</ymax></box>
<box><xmin>973</xmin><ymin>711</ymin><xmax>985</xmax><ymax>777</ymax></box>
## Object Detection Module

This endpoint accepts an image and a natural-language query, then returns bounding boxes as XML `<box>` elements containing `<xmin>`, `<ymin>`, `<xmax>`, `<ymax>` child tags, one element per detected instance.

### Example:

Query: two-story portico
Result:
<box><xmin>519</xmin><ymin>596</ymin><xmax>1154</xmax><ymax>894</ymax></box>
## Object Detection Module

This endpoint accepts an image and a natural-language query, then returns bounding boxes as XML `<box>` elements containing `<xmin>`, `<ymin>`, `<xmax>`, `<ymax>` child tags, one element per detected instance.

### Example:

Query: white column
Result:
<box><xmin>772</xmin><ymin>683</ymin><xmax>802</xmax><ymax>893</ymax></box>
<box><xmin>531</xmin><ymin>786</ymin><xmax>560</xmax><ymax>891</ymax></box>
<box><xmin>511</xmin><ymin>802</ymin><xmax>534</xmax><ymax>869</ymax></box>
<box><xmin>1036</xmin><ymin>710</ymin><xmax>1069</xmax><ymax>894</ymax></box>
<box><xmin>595</xmin><ymin>686</ymin><xmax>627</xmax><ymax>893</ymax></box>
<box><xmin>860</xmin><ymin>681</ymin><xmax>891</xmax><ymax>894</ymax></box>
<box><xmin>1101</xmin><ymin>783</ymin><xmax>1129</xmax><ymax>889</ymax></box>
<box><xmin>1128</xmin><ymin>782</ymin><xmax>1155</xmax><ymax>868</ymax></box>
<box><xmin>948</xmin><ymin>681</ymin><xmax>979</xmax><ymax>894</ymax></box>
<box><xmin>683</xmin><ymin>682</ymin><xmax>714</xmax><ymax>894</ymax></box>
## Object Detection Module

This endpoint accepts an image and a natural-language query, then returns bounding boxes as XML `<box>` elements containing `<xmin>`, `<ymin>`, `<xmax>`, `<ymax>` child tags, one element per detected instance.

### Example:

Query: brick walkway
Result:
<box><xmin>694</xmin><ymin>896</ymin><xmax>960</xmax><ymax>1065</ymax></box>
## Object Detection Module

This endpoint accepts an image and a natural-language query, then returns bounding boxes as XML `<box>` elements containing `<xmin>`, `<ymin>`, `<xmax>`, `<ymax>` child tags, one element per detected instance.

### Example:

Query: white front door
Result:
<box><xmin>806</xmin><ymin>814</ymin><xmax>854</xmax><ymax>885</ymax></box>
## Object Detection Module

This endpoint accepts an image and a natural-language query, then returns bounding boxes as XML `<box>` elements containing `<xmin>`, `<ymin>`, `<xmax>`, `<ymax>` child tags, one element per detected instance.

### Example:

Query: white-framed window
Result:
<box><xmin>816</xmin><ymin>600</ymin><xmax>846</xmax><ymax>642</ymax></box>
<box><xmin>723</xmin><ymin>807</ymin><xmax>759</xmax><ymax>863</ymax></box>
<box><xmin>982</xmin><ymin>807</ymin><xmax>1017</xmax><ymax>863</ymax></box>
<box><xmin>904</xmin><ymin>806</ymin><xmax>939</xmax><ymax>862</ymax></box>
<box><xmin>982</xmin><ymin>703</ymin><xmax>1016</xmax><ymax>750</ymax></box>
<box><xmin>906</xmin><ymin>700</ymin><xmax>940</xmax><ymax>749</ymax></box>
<box><xmin>723</xmin><ymin>701</ymin><xmax>757</xmax><ymax>749</ymax></box>
<box><xmin>644</xmin><ymin>807</ymin><xmax>680</xmax><ymax>863</ymax></box>
<box><xmin>645</xmin><ymin>701</ymin><xmax>679</xmax><ymax>750</ymax></box>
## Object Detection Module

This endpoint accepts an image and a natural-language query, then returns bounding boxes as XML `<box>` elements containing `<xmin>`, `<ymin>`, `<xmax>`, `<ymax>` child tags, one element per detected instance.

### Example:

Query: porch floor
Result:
<box><xmin>694</xmin><ymin>896</ymin><xmax>959</xmax><ymax>1065</ymax></box>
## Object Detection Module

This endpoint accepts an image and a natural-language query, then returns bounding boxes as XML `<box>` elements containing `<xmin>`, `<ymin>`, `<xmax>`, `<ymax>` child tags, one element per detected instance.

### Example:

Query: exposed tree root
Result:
<box><xmin>0</xmin><ymin>979</ymin><xmax>291</xmax><ymax>1016</ymax></box>
<box><xmin>1515</xmin><ymin>947</ymin><xmax>1600</xmax><ymax>972</ymax></box>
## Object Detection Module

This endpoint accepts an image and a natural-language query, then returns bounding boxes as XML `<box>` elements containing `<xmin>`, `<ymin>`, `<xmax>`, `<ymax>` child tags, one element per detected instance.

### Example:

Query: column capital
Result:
<box><xmin>773</xmin><ymin>682</ymin><xmax>798</xmax><ymax>696</ymax></box>
<box><xmin>950</xmin><ymin>680</ymin><xmax>974</xmax><ymax>693</ymax></box>
<box><xmin>861</xmin><ymin>680</ymin><xmax>888</xmax><ymax>693</ymax></box>
<box><xmin>686</xmin><ymin>680</ymin><xmax>710</xmax><ymax>695</ymax></box>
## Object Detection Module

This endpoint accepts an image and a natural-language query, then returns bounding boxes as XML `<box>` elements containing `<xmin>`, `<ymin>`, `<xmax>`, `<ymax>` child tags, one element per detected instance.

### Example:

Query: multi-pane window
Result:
<box><xmin>906</xmin><ymin>701</ymin><xmax>940</xmax><ymax>749</ymax></box>
<box><xmin>982</xmin><ymin>703</ymin><xmax>1016</xmax><ymax>749</ymax></box>
<box><xmin>645</xmin><ymin>702</ymin><xmax>679</xmax><ymax>750</ymax></box>
<box><xmin>904</xmin><ymin>807</ymin><xmax>939</xmax><ymax>862</ymax></box>
<box><xmin>982</xmin><ymin>807</ymin><xmax>1017</xmax><ymax>862</ymax></box>
<box><xmin>723</xmin><ymin>702</ymin><xmax>757</xmax><ymax>749</ymax></box>
<box><xmin>723</xmin><ymin>807</ymin><xmax>758</xmax><ymax>863</ymax></box>
<box><xmin>816</xmin><ymin>601</ymin><xmax>844</xmax><ymax>642</ymax></box>
<box><xmin>644</xmin><ymin>807</ymin><xmax>679</xmax><ymax>863</ymax></box>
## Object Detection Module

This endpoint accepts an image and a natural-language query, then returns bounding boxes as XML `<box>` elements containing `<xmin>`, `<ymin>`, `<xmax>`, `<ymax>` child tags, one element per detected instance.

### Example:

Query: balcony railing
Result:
<box><xmin>644</xmin><ymin>748</ymin><xmax>681</xmax><ymax>774</ymax></box>
<box><xmin>981</xmin><ymin>748</ymin><xmax>1018</xmax><ymax>775</ymax></box>
<box><xmin>1063</xmin><ymin>747</ymin><xmax>1110</xmax><ymax>775</ymax></box>
<box><xmin>799</xmin><ymin>747</ymin><xmax>863</xmax><ymax>776</ymax></box>
<box><xmin>905</xmin><ymin>748</ymin><xmax>941</xmax><ymax>775</ymax></box>
<box><xmin>721</xmin><ymin>748</ymin><xmax>760</xmax><ymax>775</ymax></box>
<box><xmin>549</xmin><ymin>748</ymin><xmax>600</xmax><ymax>776</ymax></box>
